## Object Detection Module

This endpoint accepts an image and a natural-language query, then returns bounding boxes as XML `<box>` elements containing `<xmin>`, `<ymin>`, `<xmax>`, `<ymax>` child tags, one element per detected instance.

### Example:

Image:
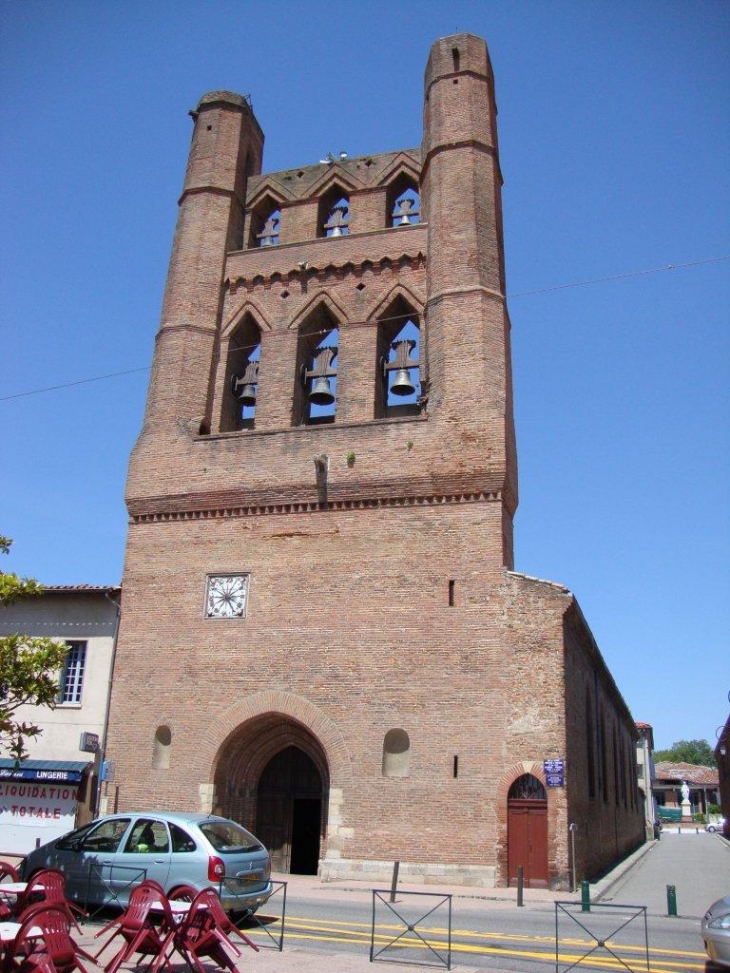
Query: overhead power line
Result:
<box><xmin>509</xmin><ymin>255</ymin><xmax>729</xmax><ymax>298</ymax></box>
<box><xmin>1</xmin><ymin>255</ymin><xmax>727</xmax><ymax>403</ymax></box>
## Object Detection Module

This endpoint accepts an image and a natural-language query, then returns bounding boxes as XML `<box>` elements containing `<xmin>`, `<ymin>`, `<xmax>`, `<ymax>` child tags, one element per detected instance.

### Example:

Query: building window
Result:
<box><xmin>382</xmin><ymin>729</ymin><xmax>410</xmax><ymax>777</ymax></box>
<box><xmin>586</xmin><ymin>688</ymin><xmax>596</xmax><ymax>799</ymax></box>
<box><xmin>508</xmin><ymin>774</ymin><xmax>547</xmax><ymax>801</ymax></box>
<box><xmin>59</xmin><ymin>641</ymin><xmax>86</xmax><ymax>704</ymax></box>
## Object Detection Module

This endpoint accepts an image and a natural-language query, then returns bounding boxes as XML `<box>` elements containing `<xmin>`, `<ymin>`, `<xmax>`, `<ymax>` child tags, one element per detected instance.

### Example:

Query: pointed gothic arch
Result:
<box><xmin>221</xmin><ymin>311</ymin><xmax>263</xmax><ymax>431</ymax></box>
<box><xmin>289</xmin><ymin>294</ymin><xmax>347</xmax><ymax>425</ymax></box>
<box><xmin>369</xmin><ymin>286</ymin><xmax>424</xmax><ymax>418</ymax></box>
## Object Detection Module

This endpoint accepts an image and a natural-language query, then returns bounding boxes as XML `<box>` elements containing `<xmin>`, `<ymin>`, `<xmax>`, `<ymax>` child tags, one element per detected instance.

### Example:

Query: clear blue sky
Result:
<box><xmin>1</xmin><ymin>1</ymin><xmax>728</xmax><ymax>753</ymax></box>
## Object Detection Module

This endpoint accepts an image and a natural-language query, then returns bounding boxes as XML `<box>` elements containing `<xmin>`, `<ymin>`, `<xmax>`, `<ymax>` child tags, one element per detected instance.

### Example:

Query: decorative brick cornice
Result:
<box><xmin>129</xmin><ymin>489</ymin><xmax>503</xmax><ymax>524</ymax></box>
<box><xmin>228</xmin><ymin>251</ymin><xmax>426</xmax><ymax>295</ymax></box>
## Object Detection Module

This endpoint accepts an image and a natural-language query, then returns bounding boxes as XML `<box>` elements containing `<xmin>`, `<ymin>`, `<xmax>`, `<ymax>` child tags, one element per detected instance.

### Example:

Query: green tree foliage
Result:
<box><xmin>0</xmin><ymin>536</ymin><xmax>69</xmax><ymax>763</ymax></box>
<box><xmin>653</xmin><ymin>739</ymin><xmax>717</xmax><ymax>768</ymax></box>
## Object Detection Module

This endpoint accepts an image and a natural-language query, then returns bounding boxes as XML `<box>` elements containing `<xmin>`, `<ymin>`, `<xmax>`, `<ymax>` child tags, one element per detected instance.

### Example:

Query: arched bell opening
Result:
<box><xmin>375</xmin><ymin>294</ymin><xmax>422</xmax><ymax>419</ymax></box>
<box><xmin>318</xmin><ymin>184</ymin><xmax>350</xmax><ymax>238</ymax></box>
<box><xmin>296</xmin><ymin>305</ymin><xmax>340</xmax><ymax>426</ymax></box>
<box><xmin>247</xmin><ymin>192</ymin><xmax>282</xmax><ymax>249</ymax></box>
<box><xmin>222</xmin><ymin>314</ymin><xmax>261</xmax><ymax>431</ymax></box>
<box><xmin>386</xmin><ymin>173</ymin><xmax>420</xmax><ymax>228</ymax></box>
<box><xmin>507</xmin><ymin>773</ymin><xmax>548</xmax><ymax>889</ymax></box>
<box><xmin>213</xmin><ymin>715</ymin><xmax>329</xmax><ymax>876</ymax></box>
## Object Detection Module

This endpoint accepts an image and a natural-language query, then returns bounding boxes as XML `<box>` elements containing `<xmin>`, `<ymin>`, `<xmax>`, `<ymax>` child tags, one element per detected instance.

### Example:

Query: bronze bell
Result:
<box><xmin>390</xmin><ymin>368</ymin><xmax>416</xmax><ymax>397</ymax></box>
<box><xmin>231</xmin><ymin>375</ymin><xmax>257</xmax><ymax>406</ymax></box>
<box><xmin>308</xmin><ymin>376</ymin><xmax>335</xmax><ymax>406</ymax></box>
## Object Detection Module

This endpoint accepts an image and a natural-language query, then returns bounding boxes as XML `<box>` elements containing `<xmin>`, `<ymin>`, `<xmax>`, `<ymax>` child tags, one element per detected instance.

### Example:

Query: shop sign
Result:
<box><xmin>80</xmin><ymin>732</ymin><xmax>100</xmax><ymax>754</ymax></box>
<box><xmin>0</xmin><ymin>781</ymin><xmax>78</xmax><ymax>853</ymax></box>
<box><xmin>0</xmin><ymin>766</ymin><xmax>84</xmax><ymax>784</ymax></box>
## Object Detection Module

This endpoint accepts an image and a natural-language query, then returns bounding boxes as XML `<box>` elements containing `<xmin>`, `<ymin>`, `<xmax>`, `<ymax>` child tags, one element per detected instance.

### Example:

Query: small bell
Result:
<box><xmin>231</xmin><ymin>374</ymin><xmax>257</xmax><ymax>406</ymax></box>
<box><xmin>308</xmin><ymin>376</ymin><xmax>335</xmax><ymax>406</ymax></box>
<box><xmin>390</xmin><ymin>369</ymin><xmax>416</xmax><ymax>397</ymax></box>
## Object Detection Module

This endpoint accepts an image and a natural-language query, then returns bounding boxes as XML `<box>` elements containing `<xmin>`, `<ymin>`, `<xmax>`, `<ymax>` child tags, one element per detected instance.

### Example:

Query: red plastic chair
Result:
<box><xmin>13</xmin><ymin>902</ymin><xmax>97</xmax><ymax>966</ymax></box>
<box><xmin>3</xmin><ymin>904</ymin><xmax>96</xmax><ymax>973</ymax></box>
<box><xmin>0</xmin><ymin>861</ymin><xmax>20</xmax><ymax>882</ymax></box>
<box><xmin>0</xmin><ymin>861</ymin><xmax>20</xmax><ymax>920</ymax></box>
<box><xmin>92</xmin><ymin>883</ymin><xmax>175</xmax><ymax>973</ymax></box>
<box><xmin>166</xmin><ymin>885</ymin><xmax>198</xmax><ymax>902</ymax></box>
<box><xmin>166</xmin><ymin>889</ymin><xmax>242</xmax><ymax>973</ymax></box>
<box><xmin>188</xmin><ymin>887</ymin><xmax>259</xmax><ymax>953</ymax></box>
<box><xmin>11</xmin><ymin>870</ymin><xmax>87</xmax><ymax>932</ymax></box>
<box><xmin>92</xmin><ymin>879</ymin><xmax>170</xmax><ymax>953</ymax></box>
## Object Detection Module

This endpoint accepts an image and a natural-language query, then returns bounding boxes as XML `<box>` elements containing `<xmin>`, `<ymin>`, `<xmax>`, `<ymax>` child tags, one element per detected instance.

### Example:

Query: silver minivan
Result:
<box><xmin>21</xmin><ymin>811</ymin><xmax>272</xmax><ymax>914</ymax></box>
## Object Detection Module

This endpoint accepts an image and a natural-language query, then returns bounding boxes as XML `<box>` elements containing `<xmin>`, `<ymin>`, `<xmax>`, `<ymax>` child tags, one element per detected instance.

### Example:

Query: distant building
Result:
<box><xmin>653</xmin><ymin>761</ymin><xmax>720</xmax><ymax>821</ymax></box>
<box><xmin>0</xmin><ymin>585</ymin><xmax>120</xmax><ymax>853</ymax></box>
<box><xmin>635</xmin><ymin>722</ymin><xmax>657</xmax><ymax>839</ymax></box>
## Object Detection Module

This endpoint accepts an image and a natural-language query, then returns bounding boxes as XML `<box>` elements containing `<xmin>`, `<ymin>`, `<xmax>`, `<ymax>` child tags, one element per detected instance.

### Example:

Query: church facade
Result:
<box><xmin>104</xmin><ymin>34</ymin><xmax>644</xmax><ymax>889</ymax></box>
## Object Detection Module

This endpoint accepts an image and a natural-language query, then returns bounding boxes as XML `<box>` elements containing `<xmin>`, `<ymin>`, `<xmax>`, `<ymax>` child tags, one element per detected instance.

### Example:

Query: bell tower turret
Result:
<box><xmin>422</xmin><ymin>34</ymin><xmax>517</xmax><ymax>562</ymax></box>
<box><xmin>143</xmin><ymin>91</ymin><xmax>263</xmax><ymax>434</ymax></box>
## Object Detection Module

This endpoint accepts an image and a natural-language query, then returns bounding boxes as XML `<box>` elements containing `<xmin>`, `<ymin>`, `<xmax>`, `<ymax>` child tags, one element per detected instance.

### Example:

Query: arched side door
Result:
<box><xmin>507</xmin><ymin>774</ymin><xmax>548</xmax><ymax>889</ymax></box>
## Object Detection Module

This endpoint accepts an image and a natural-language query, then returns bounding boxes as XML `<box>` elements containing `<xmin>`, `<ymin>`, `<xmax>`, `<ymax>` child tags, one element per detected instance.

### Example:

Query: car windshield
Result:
<box><xmin>199</xmin><ymin>820</ymin><xmax>263</xmax><ymax>853</ymax></box>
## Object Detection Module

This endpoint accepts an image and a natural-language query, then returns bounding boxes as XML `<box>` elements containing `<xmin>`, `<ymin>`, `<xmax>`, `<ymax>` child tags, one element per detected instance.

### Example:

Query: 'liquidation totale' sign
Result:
<box><xmin>0</xmin><ymin>781</ymin><xmax>78</xmax><ymax>853</ymax></box>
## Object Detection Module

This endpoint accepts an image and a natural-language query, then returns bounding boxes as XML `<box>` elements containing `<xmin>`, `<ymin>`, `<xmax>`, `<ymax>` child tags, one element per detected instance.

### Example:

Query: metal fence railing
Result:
<box><xmin>83</xmin><ymin>863</ymin><xmax>148</xmax><ymax>920</ymax></box>
<box><xmin>217</xmin><ymin>878</ymin><xmax>287</xmax><ymax>951</ymax></box>
<box><xmin>370</xmin><ymin>889</ymin><xmax>452</xmax><ymax>969</ymax></box>
<box><xmin>554</xmin><ymin>900</ymin><xmax>650</xmax><ymax>973</ymax></box>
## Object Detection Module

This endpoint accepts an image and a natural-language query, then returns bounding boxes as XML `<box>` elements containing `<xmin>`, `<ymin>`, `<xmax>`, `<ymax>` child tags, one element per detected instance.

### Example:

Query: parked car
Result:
<box><xmin>702</xmin><ymin>894</ymin><xmax>730</xmax><ymax>968</ymax></box>
<box><xmin>20</xmin><ymin>811</ymin><xmax>272</xmax><ymax>914</ymax></box>
<box><xmin>706</xmin><ymin>819</ymin><xmax>727</xmax><ymax>833</ymax></box>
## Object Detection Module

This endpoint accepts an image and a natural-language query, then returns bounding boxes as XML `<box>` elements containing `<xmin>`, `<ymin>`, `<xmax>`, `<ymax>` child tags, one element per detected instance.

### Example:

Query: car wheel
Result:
<box><xmin>707</xmin><ymin>825</ymin><xmax>717</xmax><ymax>832</ymax></box>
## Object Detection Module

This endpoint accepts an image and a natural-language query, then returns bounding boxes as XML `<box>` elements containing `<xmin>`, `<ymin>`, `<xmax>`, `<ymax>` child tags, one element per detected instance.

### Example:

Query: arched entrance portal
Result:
<box><xmin>507</xmin><ymin>773</ymin><xmax>548</xmax><ymax>889</ymax></box>
<box><xmin>213</xmin><ymin>715</ymin><xmax>329</xmax><ymax>877</ymax></box>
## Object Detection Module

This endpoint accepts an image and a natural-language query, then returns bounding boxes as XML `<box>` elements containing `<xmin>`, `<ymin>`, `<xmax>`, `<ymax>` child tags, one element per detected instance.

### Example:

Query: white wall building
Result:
<box><xmin>636</xmin><ymin>721</ymin><xmax>657</xmax><ymax>839</ymax></box>
<box><xmin>0</xmin><ymin>585</ymin><xmax>120</xmax><ymax>854</ymax></box>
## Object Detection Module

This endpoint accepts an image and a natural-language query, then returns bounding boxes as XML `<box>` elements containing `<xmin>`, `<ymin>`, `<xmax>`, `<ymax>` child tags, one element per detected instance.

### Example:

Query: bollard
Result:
<box><xmin>581</xmin><ymin>880</ymin><xmax>591</xmax><ymax>912</ymax></box>
<box><xmin>517</xmin><ymin>866</ymin><xmax>524</xmax><ymax>907</ymax></box>
<box><xmin>667</xmin><ymin>884</ymin><xmax>677</xmax><ymax>917</ymax></box>
<box><xmin>389</xmin><ymin>861</ymin><xmax>400</xmax><ymax>903</ymax></box>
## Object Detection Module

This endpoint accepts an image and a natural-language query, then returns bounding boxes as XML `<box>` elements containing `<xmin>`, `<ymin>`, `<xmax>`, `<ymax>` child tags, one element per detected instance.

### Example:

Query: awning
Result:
<box><xmin>0</xmin><ymin>759</ymin><xmax>90</xmax><ymax>784</ymax></box>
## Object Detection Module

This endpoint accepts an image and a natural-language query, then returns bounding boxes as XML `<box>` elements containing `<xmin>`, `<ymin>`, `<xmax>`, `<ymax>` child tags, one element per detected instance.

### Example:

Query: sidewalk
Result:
<box><xmin>595</xmin><ymin>828</ymin><xmax>730</xmax><ymax>919</ymax></box>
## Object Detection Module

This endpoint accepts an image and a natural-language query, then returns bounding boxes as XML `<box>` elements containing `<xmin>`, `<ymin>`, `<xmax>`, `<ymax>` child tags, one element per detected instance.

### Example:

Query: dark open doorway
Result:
<box><xmin>256</xmin><ymin>746</ymin><xmax>323</xmax><ymax>875</ymax></box>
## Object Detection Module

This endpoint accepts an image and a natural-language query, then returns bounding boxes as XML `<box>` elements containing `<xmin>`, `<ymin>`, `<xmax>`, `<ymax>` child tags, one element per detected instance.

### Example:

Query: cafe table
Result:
<box><xmin>0</xmin><ymin>920</ymin><xmax>43</xmax><ymax>949</ymax></box>
<box><xmin>0</xmin><ymin>884</ymin><xmax>27</xmax><ymax>898</ymax></box>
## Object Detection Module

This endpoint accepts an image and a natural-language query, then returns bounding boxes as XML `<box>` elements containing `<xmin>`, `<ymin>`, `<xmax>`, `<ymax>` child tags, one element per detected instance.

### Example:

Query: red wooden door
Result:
<box><xmin>508</xmin><ymin>800</ymin><xmax>548</xmax><ymax>888</ymax></box>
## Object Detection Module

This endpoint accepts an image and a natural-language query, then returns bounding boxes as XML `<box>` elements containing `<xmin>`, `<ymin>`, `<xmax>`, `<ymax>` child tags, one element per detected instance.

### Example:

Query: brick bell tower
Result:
<box><xmin>106</xmin><ymin>34</ymin><xmax>529</xmax><ymax>887</ymax></box>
